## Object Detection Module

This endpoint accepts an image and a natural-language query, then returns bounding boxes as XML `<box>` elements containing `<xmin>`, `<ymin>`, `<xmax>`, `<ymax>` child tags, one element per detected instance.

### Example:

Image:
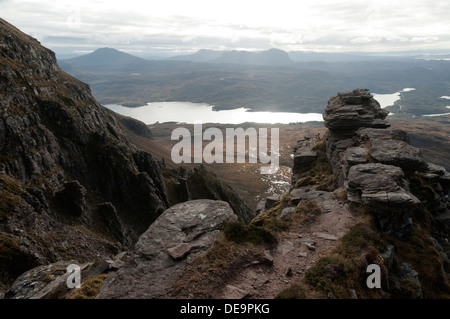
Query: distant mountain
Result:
<box><xmin>167</xmin><ymin>48</ymin><xmax>294</xmax><ymax>66</ymax></box>
<box><xmin>288</xmin><ymin>51</ymin><xmax>385</xmax><ymax>63</ymax></box>
<box><xmin>166</xmin><ymin>49</ymin><xmax>223</xmax><ymax>63</ymax></box>
<box><xmin>211</xmin><ymin>48</ymin><xmax>294</xmax><ymax>66</ymax></box>
<box><xmin>59</xmin><ymin>47</ymin><xmax>152</xmax><ymax>73</ymax></box>
<box><xmin>58</xmin><ymin>46</ymin><xmax>450</xmax><ymax>116</ymax></box>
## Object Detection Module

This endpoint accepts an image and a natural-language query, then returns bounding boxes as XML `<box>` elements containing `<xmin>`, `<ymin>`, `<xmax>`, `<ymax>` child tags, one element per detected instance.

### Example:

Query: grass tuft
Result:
<box><xmin>222</xmin><ymin>221</ymin><xmax>277</xmax><ymax>246</ymax></box>
<box><xmin>66</xmin><ymin>274</ymin><xmax>109</xmax><ymax>299</ymax></box>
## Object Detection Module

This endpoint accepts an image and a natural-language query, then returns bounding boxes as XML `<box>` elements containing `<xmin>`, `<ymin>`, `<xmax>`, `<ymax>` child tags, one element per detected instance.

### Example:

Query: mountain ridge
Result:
<box><xmin>2</xmin><ymin>18</ymin><xmax>450</xmax><ymax>300</ymax></box>
<box><xmin>59</xmin><ymin>47</ymin><xmax>450</xmax><ymax>116</ymax></box>
<box><xmin>60</xmin><ymin>47</ymin><xmax>154</xmax><ymax>73</ymax></box>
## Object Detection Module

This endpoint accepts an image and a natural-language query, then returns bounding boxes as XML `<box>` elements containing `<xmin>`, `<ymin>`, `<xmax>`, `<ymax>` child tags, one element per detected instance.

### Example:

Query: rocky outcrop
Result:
<box><xmin>323</xmin><ymin>89</ymin><xmax>389</xmax><ymax>132</ymax></box>
<box><xmin>291</xmin><ymin>135</ymin><xmax>320</xmax><ymax>184</ymax></box>
<box><xmin>323</xmin><ymin>89</ymin><xmax>450</xmax><ymax>238</ymax></box>
<box><xmin>163</xmin><ymin>165</ymin><xmax>256</xmax><ymax>223</ymax></box>
<box><xmin>0</xmin><ymin>18</ymin><xmax>169</xmax><ymax>290</ymax></box>
<box><xmin>4</xmin><ymin>251</ymin><xmax>130</xmax><ymax>299</ymax></box>
<box><xmin>97</xmin><ymin>199</ymin><xmax>237</xmax><ymax>299</ymax></box>
<box><xmin>186</xmin><ymin>166</ymin><xmax>255</xmax><ymax>223</ymax></box>
<box><xmin>114</xmin><ymin>113</ymin><xmax>153</xmax><ymax>139</ymax></box>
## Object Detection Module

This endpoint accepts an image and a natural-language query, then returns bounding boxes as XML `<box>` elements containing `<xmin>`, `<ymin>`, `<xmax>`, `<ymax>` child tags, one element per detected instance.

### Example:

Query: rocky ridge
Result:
<box><xmin>239</xmin><ymin>89</ymin><xmax>450</xmax><ymax>298</ymax></box>
<box><xmin>323</xmin><ymin>89</ymin><xmax>450</xmax><ymax>238</ymax></box>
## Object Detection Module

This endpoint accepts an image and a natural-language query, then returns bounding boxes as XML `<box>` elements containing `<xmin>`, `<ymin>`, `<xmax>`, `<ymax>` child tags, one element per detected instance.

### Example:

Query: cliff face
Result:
<box><xmin>0</xmin><ymin>18</ymin><xmax>169</xmax><ymax>287</ymax></box>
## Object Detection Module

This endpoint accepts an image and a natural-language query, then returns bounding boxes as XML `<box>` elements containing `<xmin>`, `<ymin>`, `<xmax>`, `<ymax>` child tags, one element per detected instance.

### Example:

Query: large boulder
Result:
<box><xmin>97</xmin><ymin>200</ymin><xmax>237</xmax><ymax>299</ymax></box>
<box><xmin>292</xmin><ymin>136</ymin><xmax>319</xmax><ymax>175</ymax></box>
<box><xmin>369</xmin><ymin>139</ymin><xmax>427</xmax><ymax>173</ymax></box>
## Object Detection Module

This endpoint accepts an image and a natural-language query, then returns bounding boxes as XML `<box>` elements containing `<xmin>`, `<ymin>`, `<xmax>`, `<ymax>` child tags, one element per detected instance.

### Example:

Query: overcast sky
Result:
<box><xmin>2</xmin><ymin>0</ymin><xmax>450</xmax><ymax>58</ymax></box>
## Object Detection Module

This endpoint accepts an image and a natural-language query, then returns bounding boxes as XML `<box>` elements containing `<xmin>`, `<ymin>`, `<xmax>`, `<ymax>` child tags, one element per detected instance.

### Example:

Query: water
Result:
<box><xmin>104</xmin><ymin>88</ymin><xmax>418</xmax><ymax>124</ymax></box>
<box><xmin>422</xmin><ymin>112</ymin><xmax>450</xmax><ymax>117</ymax></box>
<box><xmin>372</xmin><ymin>88</ymin><xmax>416</xmax><ymax>109</ymax></box>
<box><xmin>421</xmin><ymin>96</ymin><xmax>450</xmax><ymax>116</ymax></box>
<box><xmin>105</xmin><ymin>102</ymin><xmax>324</xmax><ymax>124</ymax></box>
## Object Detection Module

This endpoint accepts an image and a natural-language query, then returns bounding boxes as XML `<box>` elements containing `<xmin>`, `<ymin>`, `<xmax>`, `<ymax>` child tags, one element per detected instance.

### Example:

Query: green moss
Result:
<box><xmin>294</xmin><ymin>175</ymin><xmax>318</xmax><ymax>188</ymax></box>
<box><xmin>303</xmin><ymin>256</ymin><xmax>350</xmax><ymax>298</ymax></box>
<box><xmin>0</xmin><ymin>232</ymin><xmax>38</xmax><ymax>283</ymax></box>
<box><xmin>172</xmin><ymin>237</ymin><xmax>264</xmax><ymax>298</ymax></box>
<box><xmin>311</xmin><ymin>138</ymin><xmax>326</xmax><ymax>153</ymax></box>
<box><xmin>387</xmin><ymin>221</ymin><xmax>450</xmax><ymax>298</ymax></box>
<box><xmin>0</xmin><ymin>174</ymin><xmax>25</xmax><ymax>218</ymax></box>
<box><xmin>0</xmin><ymin>233</ymin><xmax>22</xmax><ymax>261</ymax></box>
<box><xmin>288</xmin><ymin>215</ymin><xmax>388</xmax><ymax>299</ymax></box>
<box><xmin>222</xmin><ymin>222</ymin><xmax>277</xmax><ymax>246</ymax></box>
<box><xmin>348</xmin><ymin>202</ymin><xmax>371</xmax><ymax>215</ymax></box>
<box><xmin>251</xmin><ymin>191</ymin><xmax>290</xmax><ymax>227</ymax></box>
<box><xmin>275</xmin><ymin>283</ymin><xmax>307</xmax><ymax>299</ymax></box>
<box><xmin>294</xmin><ymin>139</ymin><xmax>337</xmax><ymax>191</ymax></box>
<box><xmin>336</xmin><ymin>222</ymin><xmax>386</xmax><ymax>259</ymax></box>
<box><xmin>295</xmin><ymin>200</ymin><xmax>320</xmax><ymax>215</ymax></box>
<box><xmin>66</xmin><ymin>274</ymin><xmax>109</xmax><ymax>299</ymax></box>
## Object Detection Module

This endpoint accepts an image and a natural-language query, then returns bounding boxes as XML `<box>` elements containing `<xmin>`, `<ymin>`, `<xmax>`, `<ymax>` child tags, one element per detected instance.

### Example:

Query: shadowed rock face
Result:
<box><xmin>97</xmin><ymin>200</ymin><xmax>237</xmax><ymax>299</ymax></box>
<box><xmin>0</xmin><ymin>18</ymin><xmax>169</xmax><ymax>287</ymax></box>
<box><xmin>323</xmin><ymin>89</ymin><xmax>450</xmax><ymax>238</ymax></box>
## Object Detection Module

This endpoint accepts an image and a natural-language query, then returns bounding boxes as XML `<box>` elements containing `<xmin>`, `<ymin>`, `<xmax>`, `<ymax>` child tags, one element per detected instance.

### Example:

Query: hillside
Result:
<box><xmin>60</xmin><ymin>48</ymin><xmax>150</xmax><ymax>73</ymax></box>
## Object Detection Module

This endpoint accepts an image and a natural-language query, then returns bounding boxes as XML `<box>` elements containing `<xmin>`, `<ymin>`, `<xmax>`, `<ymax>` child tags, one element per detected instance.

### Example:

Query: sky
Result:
<box><xmin>2</xmin><ymin>0</ymin><xmax>450</xmax><ymax>58</ymax></box>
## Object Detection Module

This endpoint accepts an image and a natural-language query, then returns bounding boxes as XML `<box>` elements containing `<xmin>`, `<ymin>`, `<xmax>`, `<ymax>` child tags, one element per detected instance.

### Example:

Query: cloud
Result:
<box><xmin>1</xmin><ymin>0</ymin><xmax>450</xmax><ymax>56</ymax></box>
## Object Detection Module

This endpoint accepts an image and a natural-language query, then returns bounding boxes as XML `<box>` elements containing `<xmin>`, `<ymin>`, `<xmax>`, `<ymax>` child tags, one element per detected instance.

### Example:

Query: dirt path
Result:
<box><xmin>222</xmin><ymin>203</ymin><xmax>356</xmax><ymax>298</ymax></box>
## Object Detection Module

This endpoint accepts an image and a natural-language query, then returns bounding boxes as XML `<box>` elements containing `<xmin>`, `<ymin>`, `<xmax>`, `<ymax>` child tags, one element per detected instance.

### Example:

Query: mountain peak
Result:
<box><xmin>61</xmin><ymin>47</ymin><xmax>148</xmax><ymax>72</ymax></box>
<box><xmin>212</xmin><ymin>48</ymin><xmax>294</xmax><ymax>66</ymax></box>
<box><xmin>91</xmin><ymin>47</ymin><xmax>130</xmax><ymax>56</ymax></box>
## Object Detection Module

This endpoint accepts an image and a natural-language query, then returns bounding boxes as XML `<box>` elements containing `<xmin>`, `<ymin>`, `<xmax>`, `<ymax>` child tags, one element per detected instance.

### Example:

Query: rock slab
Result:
<box><xmin>97</xmin><ymin>200</ymin><xmax>237</xmax><ymax>299</ymax></box>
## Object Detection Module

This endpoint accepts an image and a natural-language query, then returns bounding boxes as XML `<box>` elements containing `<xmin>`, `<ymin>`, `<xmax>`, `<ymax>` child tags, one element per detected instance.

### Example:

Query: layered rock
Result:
<box><xmin>323</xmin><ymin>89</ymin><xmax>390</xmax><ymax>131</ymax></box>
<box><xmin>323</xmin><ymin>89</ymin><xmax>450</xmax><ymax>237</ymax></box>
